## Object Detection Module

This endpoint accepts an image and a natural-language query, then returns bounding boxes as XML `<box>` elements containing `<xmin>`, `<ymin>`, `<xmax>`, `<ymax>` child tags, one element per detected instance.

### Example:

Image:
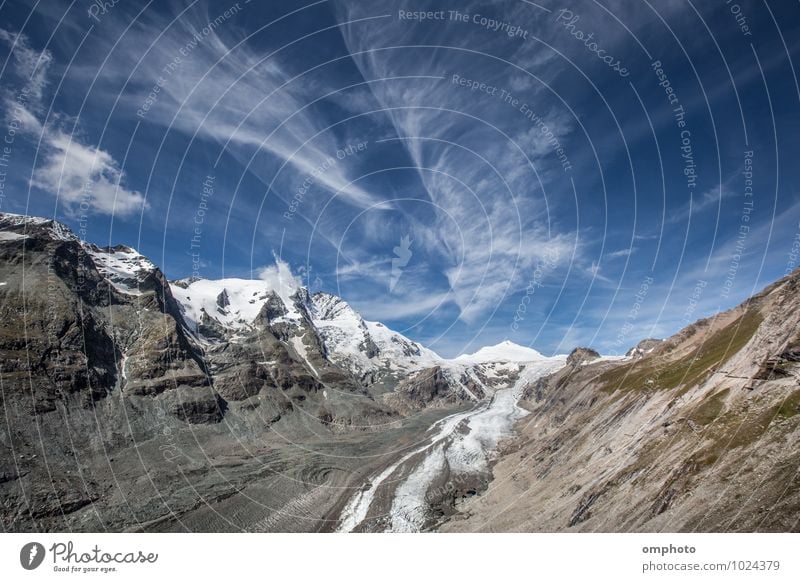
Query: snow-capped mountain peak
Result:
<box><xmin>1</xmin><ymin>213</ymin><xmax>157</xmax><ymax>296</ymax></box>
<box><xmin>310</xmin><ymin>291</ymin><xmax>358</xmax><ymax>321</ymax></box>
<box><xmin>169</xmin><ymin>277</ymin><xmax>300</xmax><ymax>332</ymax></box>
<box><xmin>83</xmin><ymin>244</ymin><xmax>158</xmax><ymax>296</ymax></box>
<box><xmin>0</xmin><ymin>212</ymin><xmax>78</xmax><ymax>242</ymax></box>
<box><xmin>168</xmin><ymin>273</ymin><xmax>443</xmax><ymax>382</ymax></box>
<box><xmin>309</xmin><ymin>291</ymin><xmax>440</xmax><ymax>378</ymax></box>
<box><xmin>453</xmin><ymin>340</ymin><xmax>546</xmax><ymax>363</ymax></box>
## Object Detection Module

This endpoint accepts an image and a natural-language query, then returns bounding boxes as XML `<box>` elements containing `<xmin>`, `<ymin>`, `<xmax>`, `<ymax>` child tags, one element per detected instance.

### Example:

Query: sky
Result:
<box><xmin>1</xmin><ymin>0</ymin><xmax>799</xmax><ymax>358</ymax></box>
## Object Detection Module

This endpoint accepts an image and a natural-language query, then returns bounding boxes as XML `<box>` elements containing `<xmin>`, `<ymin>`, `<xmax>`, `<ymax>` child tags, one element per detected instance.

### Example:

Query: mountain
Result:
<box><xmin>169</xmin><ymin>272</ymin><xmax>442</xmax><ymax>381</ymax></box>
<box><xmin>310</xmin><ymin>292</ymin><xmax>441</xmax><ymax>382</ymax></box>
<box><xmin>443</xmin><ymin>270</ymin><xmax>800</xmax><ymax>533</ymax></box>
<box><xmin>0</xmin><ymin>213</ymin><xmax>548</xmax><ymax>531</ymax></box>
<box><xmin>3</xmin><ymin>211</ymin><xmax>798</xmax><ymax>533</ymax></box>
<box><xmin>454</xmin><ymin>340</ymin><xmax>546</xmax><ymax>363</ymax></box>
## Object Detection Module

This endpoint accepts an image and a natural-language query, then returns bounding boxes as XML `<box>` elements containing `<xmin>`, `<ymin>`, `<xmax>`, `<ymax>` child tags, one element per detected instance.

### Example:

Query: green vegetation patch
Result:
<box><xmin>600</xmin><ymin>310</ymin><xmax>763</xmax><ymax>395</ymax></box>
<box><xmin>689</xmin><ymin>394</ymin><xmax>797</xmax><ymax>470</ymax></box>
<box><xmin>689</xmin><ymin>388</ymin><xmax>730</xmax><ymax>425</ymax></box>
<box><xmin>777</xmin><ymin>390</ymin><xmax>800</xmax><ymax>419</ymax></box>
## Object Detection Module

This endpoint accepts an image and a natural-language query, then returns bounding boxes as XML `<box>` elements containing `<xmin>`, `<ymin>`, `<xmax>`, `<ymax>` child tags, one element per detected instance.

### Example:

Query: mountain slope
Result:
<box><xmin>442</xmin><ymin>269</ymin><xmax>800</xmax><ymax>533</ymax></box>
<box><xmin>310</xmin><ymin>292</ymin><xmax>440</xmax><ymax>382</ymax></box>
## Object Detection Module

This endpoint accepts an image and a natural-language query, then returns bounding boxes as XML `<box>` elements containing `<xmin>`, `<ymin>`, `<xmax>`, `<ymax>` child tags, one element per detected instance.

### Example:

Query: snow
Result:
<box><xmin>0</xmin><ymin>213</ymin><xmax>76</xmax><ymax>241</ymax></box>
<box><xmin>389</xmin><ymin>444</ymin><xmax>447</xmax><ymax>532</ymax></box>
<box><xmin>170</xmin><ymin>260</ymin><xmax>303</xmax><ymax>333</ymax></box>
<box><xmin>335</xmin><ymin>406</ymin><xmax>470</xmax><ymax>533</ymax></box>
<box><xmin>257</xmin><ymin>260</ymin><xmax>303</xmax><ymax>321</ymax></box>
<box><xmin>84</xmin><ymin>245</ymin><xmax>157</xmax><ymax>296</ymax></box>
<box><xmin>309</xmin><ymin>292</ymin><xmax>440</xmax><ymax>378</ymax></box>
<box><xmin>0</xmin><ymin>231</ymin><xmax>28</xmax><ymax>242</ymax></box>
<box><xmin>289</xmin><ymin>334</ymin><xmax>319</xmax><ymax>378</ymax></box>
<box><xmin>49</xmin><ymin>221</ymin><xmax>77</xmax><ymax>242</ymax></box>
<box><xmin>453</xmin><ymin>340</ymin><xmax>546</xmax><ymax>363</ymax></box>
<box><xmin>171</xmin><ymin>278</ymin><xmax>282</xmax><ymax>330</ymax></box>
<box><xmin>448</xmin><ymin>358</ymin><xmax>566</xmax><ymax>471</ymax></box>
<box><xmin>311</xmin><ymin>293</ymin><xmax>371</xmax><ymax>359</ymax></box>
<box><xmin>0</xmin><ymin>213</ymin><xmax>52</xmax><ymax>226</ymax></box>
<box><xmin>365</xmin><ymin>320</ymin><xmax>440</xmax><ymax>367</ymax></box>
<box><xmin>338</xmin><ymin>356</ymin><xmax>568</xmax><ymax>532</ymax></box>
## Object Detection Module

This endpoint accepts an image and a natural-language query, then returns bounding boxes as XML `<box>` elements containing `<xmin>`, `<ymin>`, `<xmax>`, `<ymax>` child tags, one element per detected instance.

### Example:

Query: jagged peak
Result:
<box><xmin>310</xmin><ymin>291</ymin><xmax>362</xmax><ymax>322</ymax></box>
<box><xmin>0</xmin><ymin>212</ymin><xmax>78</xmax><ymax>242</ymax></box>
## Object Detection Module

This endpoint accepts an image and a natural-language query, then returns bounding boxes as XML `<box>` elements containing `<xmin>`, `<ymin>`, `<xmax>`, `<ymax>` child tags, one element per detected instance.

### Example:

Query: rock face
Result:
<box><xmin>442</xmin><ymin>269</ymin><xmax>800</xmax><ymax>533</ymax></box>
<box><xmin>625</xmin><ymin>338</ymin><xmax>662</xmax><ymax>358</ymax></box>
<box><xmin>566</xmin><ymin>347</ymin><xmax>600</xmax><ymax>367</ymax></box>
<box><xmin>387</xmin><ymin>366</ymin><xmax>462</xmax><ymax>414</ymax></box>
<box><xmin>0</xmin><ymin>215</ymin><xmax>208</xmax><ymax>411</ymax></box>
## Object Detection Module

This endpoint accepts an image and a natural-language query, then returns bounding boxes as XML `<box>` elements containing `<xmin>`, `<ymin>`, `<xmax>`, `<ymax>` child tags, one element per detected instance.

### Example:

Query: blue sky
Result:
<box><xmin>1</xmin><ymin>0</ymin><xmax>799</xmax><ymax>357</ymax></box>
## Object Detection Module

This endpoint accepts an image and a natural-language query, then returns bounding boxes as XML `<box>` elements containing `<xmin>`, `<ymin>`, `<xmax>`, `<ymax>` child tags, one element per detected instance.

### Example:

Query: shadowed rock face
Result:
<box><xmin>442</xmin><ymin>269</ymin><xmax>800</xmax><ymax>533</ymax></box>
<box><xmin>566</xmin><ymin>347</ymin><xmax>600</xmax><ymax>367</ymax></box>
<box><xmin>0</xmin><ymin>216</ymin><xmax>211</xmax><ymax>404</ymax></box>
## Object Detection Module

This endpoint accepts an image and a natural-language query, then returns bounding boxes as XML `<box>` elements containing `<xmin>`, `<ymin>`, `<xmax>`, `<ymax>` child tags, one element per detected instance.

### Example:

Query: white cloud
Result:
<box><xmin>258</xmin><ymin>258</ymin><xmax>302</xmax><ymax>307</ymax></box>
<box><xmin>668</xmin><ymin>185</ymin><xmax>736</xmax><ymax>224</ymax></box>
<box><xmin>0</xmin><ymin>28</ymin><xmax>52</xmax><ymax>108</ymax></box>
<box><xmin>330</xmin><ymin>1</ymin><xmax>581</xmax><ymax>324</ymax></box>
<box><xmin>353</xmin><ymin>289</ymin><xmax>454</xmax><ymax>321</ymax></box>
<box><xmin>2</xmin><ymin>28</ymin><xmax>145</xmax><ymax>218</ymax></box>
<box><xmin>605</xmin><ymin>247</ymin><xmax>636</xmax><ymax>259</ymax></box>
<box><xmin>31</xmin><ymin>131</ymin><xmax>147</xmax><ymax>217</ymax></box>
<box><xmin>78</xmin><ymin>7</ymin><xmax>388</xmax><ymax>213</ymax></box>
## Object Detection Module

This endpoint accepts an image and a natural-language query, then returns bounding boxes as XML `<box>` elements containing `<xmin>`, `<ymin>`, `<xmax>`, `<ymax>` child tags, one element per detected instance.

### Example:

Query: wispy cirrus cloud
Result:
<box><xmin>333</xmin><ymin>0</ymin><xmax>578</xmax><ymax>324</ymax></box>
<box><xmin>1</xmin><ymin>28</ymin><xmax>146</xmax><ymax>218</ymax></box>
<box><xmin>667</xmin><ymin>185</ymin><xmax>737</xmax><ymax>224</ymax></box>
<box><xmin>82</xmin><ymin>5</ymin><xmax>388</xmax><ymax>213</ymax></box>
<box><xmin>0</xmin><ymin>28</ymin><xmax>52</xmax><ymax>111</ymax></box>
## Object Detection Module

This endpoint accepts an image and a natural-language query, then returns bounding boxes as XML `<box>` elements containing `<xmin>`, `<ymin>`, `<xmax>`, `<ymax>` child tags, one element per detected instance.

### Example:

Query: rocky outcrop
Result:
<box><xmin>625</xmin><ymin>338</ymin><xmax>662</xmax><ymax>358</ymax></box>
<box><xmin>388</xmin><ymin>366</ymin><xmax>456</xmax><ymax>412</ymax></box>
<box><xmin>566</xmin><ymin>347</ymin><xmax>600</xmax><ymax>367</ymax></box>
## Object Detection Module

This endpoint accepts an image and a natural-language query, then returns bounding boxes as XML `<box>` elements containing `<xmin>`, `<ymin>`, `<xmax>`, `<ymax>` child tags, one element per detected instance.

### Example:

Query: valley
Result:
<box><xmin>1</xmin><ymin>212</ymin><xmax>799</xmax><ymax>533</ymax></box>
